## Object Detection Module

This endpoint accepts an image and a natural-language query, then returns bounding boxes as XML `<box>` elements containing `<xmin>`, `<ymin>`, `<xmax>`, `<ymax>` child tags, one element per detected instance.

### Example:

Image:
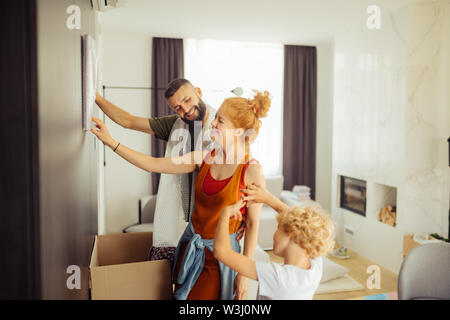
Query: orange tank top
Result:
<box><xmin>191</xmin><ymin>150</ymin><xmax>254</xmax><ymax>239</ymax></box>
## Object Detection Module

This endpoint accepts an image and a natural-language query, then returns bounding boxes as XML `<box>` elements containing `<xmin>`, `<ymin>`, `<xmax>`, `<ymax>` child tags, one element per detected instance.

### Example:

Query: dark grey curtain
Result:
<box><xmin>283</xmin><ymin>45</ymin><xmax>317</xmax><ymax>199</ymax></box>
<box><xmin>151</xmin><ymin>38</ymin><xmax>184</xmax><ymax>193</ymax></box>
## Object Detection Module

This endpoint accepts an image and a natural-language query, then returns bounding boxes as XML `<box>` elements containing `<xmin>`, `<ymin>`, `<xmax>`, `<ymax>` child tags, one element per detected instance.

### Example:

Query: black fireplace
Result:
<box><xmin>340</xmin><ymin>176</ymin><xmax>367</xmax><ymax>216</ymax></box>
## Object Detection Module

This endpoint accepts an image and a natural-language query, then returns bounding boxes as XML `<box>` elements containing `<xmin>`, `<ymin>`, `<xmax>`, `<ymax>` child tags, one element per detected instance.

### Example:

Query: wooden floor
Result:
<box><xmin>266</xmin><ymin>245</ymin><xmax>398</xmax><ymax>300</ymax></box>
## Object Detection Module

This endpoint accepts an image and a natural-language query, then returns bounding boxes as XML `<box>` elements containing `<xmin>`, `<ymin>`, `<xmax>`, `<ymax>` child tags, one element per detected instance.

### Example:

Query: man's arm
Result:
<box><xmin>95</xmin><ymin>92</ymin><xmax>155</xmax><ymax>135</ymax></box>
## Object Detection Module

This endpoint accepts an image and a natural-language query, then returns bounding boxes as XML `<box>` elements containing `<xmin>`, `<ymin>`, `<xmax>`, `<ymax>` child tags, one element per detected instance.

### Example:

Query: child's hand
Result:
<box><xmin>222</xmin><ymin>198</ymin><xmax>246</xmax><ymax>221</ymax></box>
<box><xmin>240</xmin><ymin>183</ymin><xmax>270</xmax><ymax>206</ymax></box>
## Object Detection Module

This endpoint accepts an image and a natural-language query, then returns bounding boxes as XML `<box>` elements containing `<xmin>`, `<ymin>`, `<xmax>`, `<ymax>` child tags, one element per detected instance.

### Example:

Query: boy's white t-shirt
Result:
<box><xmin>255</xmin><ymin>257</ymin><xmax>323</xmax><ymax>300</ymax></box>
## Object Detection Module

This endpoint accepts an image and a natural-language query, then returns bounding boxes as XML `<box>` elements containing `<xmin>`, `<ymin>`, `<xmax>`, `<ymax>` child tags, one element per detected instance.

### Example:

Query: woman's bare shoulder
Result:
<box><xmin>244</xmin><ymin>160</ymin><xmax>265</xmax><ymax>186</ymax></box>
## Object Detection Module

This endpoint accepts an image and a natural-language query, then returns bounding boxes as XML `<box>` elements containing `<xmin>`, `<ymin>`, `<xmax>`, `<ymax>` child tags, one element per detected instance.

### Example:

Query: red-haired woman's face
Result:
<box><xmin>210</xmin><ymin>104</ymin><xmax>242</xmax><ymax>148</ymax></box>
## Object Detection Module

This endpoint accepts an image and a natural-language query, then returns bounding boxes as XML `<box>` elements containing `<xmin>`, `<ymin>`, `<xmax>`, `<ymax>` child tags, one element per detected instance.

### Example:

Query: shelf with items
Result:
<box><xmin>370</xmin><ymin>182</ymin><xmax>397</xmax><ymax>228</ymax></box>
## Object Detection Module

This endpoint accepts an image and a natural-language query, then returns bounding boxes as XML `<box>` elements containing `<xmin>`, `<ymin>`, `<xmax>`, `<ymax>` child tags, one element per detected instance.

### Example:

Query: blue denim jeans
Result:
<box><xmin>172</xmin><ymin>221</ymin><xmax>241</xmax><ymax>300</ymax></box>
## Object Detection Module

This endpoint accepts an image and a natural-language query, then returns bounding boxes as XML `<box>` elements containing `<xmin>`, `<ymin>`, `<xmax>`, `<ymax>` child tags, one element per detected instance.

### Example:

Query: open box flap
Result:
<box><xmin>97</xmin><ymin>232</ymin><xmax>153</xmax><ymax>266</ymax></box>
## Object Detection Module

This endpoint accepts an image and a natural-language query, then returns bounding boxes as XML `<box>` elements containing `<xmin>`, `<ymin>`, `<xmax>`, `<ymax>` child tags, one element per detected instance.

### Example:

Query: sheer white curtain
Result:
<box><xmin>184</xmin><ymin>39</ymin><xmax>283</xmax><ymax>175</ymax></box>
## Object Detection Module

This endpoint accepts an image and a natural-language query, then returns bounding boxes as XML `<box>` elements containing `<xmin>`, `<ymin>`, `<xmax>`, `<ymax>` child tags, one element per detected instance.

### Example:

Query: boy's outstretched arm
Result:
<box><xmin>213</xmin><ymin>199</ymin><xmax>258</xmax><ymax>281</ymax></box>
<box><xmin>241</xmin><ymin>183</ymin><xmax>289</xmax><ymax>214</ymax></box>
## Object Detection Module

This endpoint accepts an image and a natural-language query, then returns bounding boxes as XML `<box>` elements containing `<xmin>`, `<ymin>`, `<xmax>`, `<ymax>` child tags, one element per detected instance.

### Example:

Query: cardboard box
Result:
<box><xmin>403</xmin><ymin>234</ymin><xmax>436</xmax><ymax>258</ymax></box>
<box><xmin>89</xmin><ymin>232</ymin><xmax>173</xmax><ymax>300</ymax></box>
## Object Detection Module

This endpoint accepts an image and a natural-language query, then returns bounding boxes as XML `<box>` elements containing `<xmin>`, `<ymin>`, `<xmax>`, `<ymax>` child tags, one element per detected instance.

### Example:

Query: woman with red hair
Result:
<box><xmin>91</xmin><ymin>90</ymin><xmax>271</xmax><ymax>300</ymax></box>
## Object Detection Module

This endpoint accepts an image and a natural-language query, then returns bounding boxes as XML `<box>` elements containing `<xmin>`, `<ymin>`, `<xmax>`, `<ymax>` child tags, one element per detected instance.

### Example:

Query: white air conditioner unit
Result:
<box><xmin>91</xmin><ymin>0</ymin><xmax>124</xmax><ymax>12</ymax></box>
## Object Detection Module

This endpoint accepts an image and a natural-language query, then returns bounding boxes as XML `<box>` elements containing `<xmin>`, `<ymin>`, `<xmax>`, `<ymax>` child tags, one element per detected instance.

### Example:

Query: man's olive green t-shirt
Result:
<box><xmin>148</xmin><ymin>114</ymin><xmax>179</xmax><ymax>141</ymax></box>
<box><xmin>148</xmin><ymin>114</ymin><xmax>196</xmax><ymax>222</ymax></box>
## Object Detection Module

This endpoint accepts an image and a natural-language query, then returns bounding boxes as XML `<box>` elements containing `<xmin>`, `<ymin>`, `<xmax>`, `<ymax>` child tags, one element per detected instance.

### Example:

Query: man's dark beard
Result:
<box><xmin>180</xmin><ymin>99</ymin><xmax>207</xmax><ymax>125</ymax></box>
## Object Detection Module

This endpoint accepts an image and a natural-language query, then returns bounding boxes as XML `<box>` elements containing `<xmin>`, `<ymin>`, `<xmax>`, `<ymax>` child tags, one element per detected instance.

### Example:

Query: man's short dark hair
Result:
<box><xmin>165</xmin><ymin>78</ymin><xmax>192</xmax><ymax>99</ymax></box>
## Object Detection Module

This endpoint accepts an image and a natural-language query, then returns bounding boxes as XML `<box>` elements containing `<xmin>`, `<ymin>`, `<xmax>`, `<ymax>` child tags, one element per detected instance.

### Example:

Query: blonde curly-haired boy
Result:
<box><xmin>214</xmin><ymin>183</ymin><xmax>335</xmax><ymax>300</ymax></box>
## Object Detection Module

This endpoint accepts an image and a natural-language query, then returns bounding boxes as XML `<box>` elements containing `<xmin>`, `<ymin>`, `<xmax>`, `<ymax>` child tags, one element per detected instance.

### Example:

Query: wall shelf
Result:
<box><xmin>371</xmin><ymin>182</ymin><xmax>397</xmax><ymax>227</ymax></box>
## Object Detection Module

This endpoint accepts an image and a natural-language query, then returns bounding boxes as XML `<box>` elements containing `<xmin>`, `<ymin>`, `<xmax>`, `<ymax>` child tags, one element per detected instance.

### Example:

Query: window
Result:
<box><xmin>184</xmin><ymin>39</ymin><xmax>283</xmax><ymax>175</ymax></box>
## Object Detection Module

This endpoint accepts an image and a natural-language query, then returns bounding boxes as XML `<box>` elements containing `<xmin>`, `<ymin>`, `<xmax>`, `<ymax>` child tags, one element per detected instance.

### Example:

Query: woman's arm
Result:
<box><xmin>90</xmin><ymin>116</ymin><xmax>205</xmax><ymax>174</ymax></box>
<box><xmin>242</xmin><ymin>164</ymin><xmax>265</xmax><ymax>260</ymax></box>
<box><xmin>110</xmin><ymin>141</ymin><xmax>202</xmax><ymax>174</ymax></box>
<box><xmin>232</xmin><ymin>163</ymin><xmax>265</xmax><ymax>299</ymax></box>
<box><xmin>214</xmin><ymin>200</ymin><xmax>258</xmax><ymax>281</ymax></box>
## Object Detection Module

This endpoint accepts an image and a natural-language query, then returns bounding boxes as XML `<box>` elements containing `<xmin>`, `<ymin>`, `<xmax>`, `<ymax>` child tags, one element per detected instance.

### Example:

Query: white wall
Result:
<box><xmin>315</xmin><ymin>43</ymin><xmax>334</xmax><ymax>213</ymax></box>
<box><xmin>96</xmin><ymin>32</ymin><xmax>106</xmax><ymax>235</ymax></box>
<box><xmin>36</xmin><ymin>0</ymin><xmax>99</xmax><ymax>298</ymax></box>
<box><xmin>331</xmin><ymin>0</ymin><xmax>449</xmax><ymax>274</ymax></box>
<box><xmin>403</xmin><ymin>1</ymin><xmax>450</xmax><ymax>235</ymax></box>
<box><xmin>101</xmin><ymin>31</ymin><xmax>152</xmax><ymax>233</ymax></box>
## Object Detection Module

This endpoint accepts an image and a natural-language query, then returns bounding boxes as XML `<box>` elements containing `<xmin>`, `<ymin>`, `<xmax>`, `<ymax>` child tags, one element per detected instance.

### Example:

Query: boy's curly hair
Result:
<box><xmin>277</xmin><ymin>206</ymin><xmax>335</xmax><ymax>259</ymax></box>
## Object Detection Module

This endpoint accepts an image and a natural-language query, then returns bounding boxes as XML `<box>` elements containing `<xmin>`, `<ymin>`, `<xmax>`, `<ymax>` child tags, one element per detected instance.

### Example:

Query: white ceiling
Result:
<box><xmin>99</xmin><ymin>0</ymin><xmax>429</xmax><ymax>44</ymax></box>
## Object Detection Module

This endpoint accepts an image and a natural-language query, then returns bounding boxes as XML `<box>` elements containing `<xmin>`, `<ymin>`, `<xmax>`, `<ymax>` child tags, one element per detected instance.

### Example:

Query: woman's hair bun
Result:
<box><xmin>251</xmin><ymin>90</ymin><xmax>271</xmax><ymax>118</ymax></box>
